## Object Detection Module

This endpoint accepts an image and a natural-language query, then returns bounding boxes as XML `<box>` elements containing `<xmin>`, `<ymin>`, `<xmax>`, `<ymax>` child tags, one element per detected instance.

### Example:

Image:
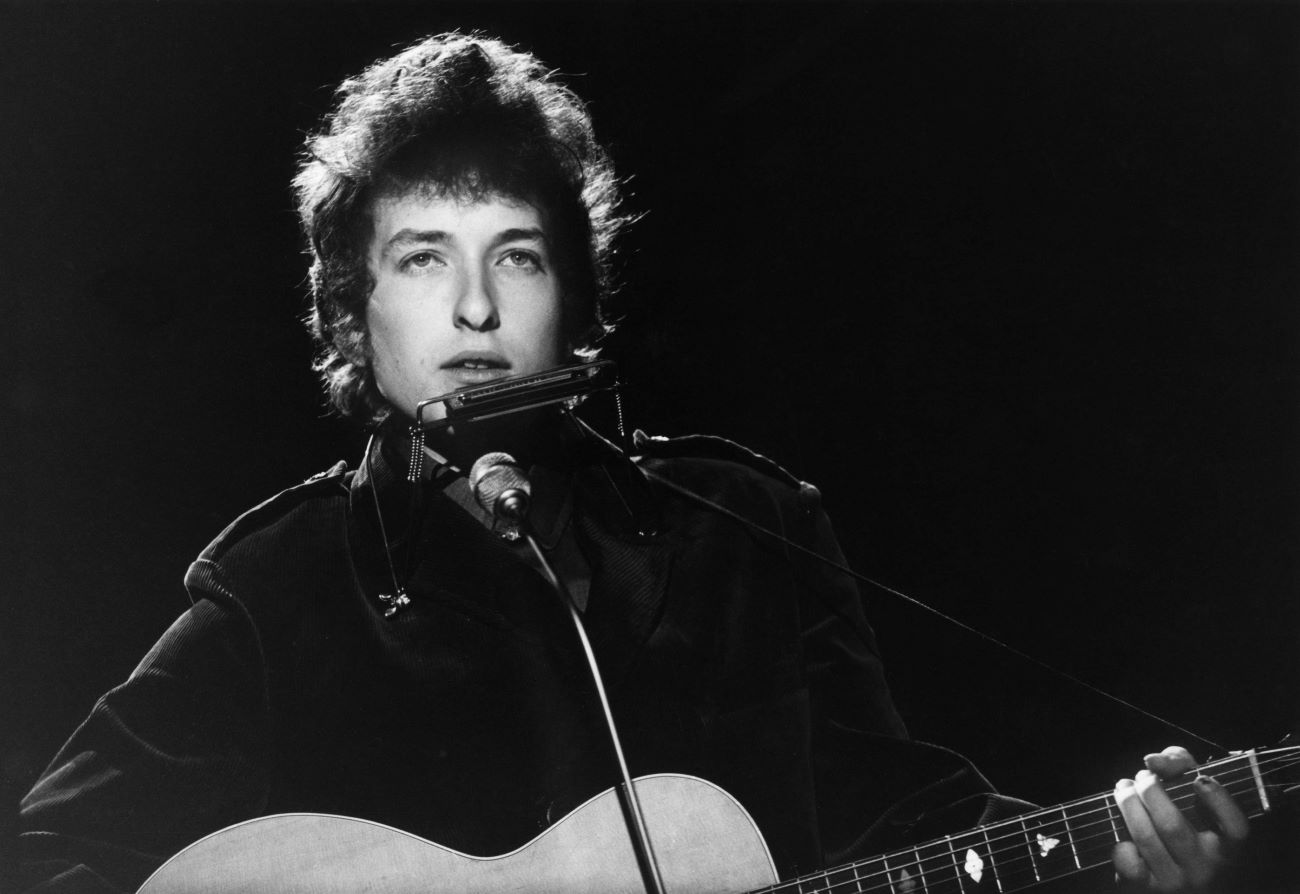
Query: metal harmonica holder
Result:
<box><xmin>413</xmin><ymin>360</ymin><xmax>619</xmax><ymax>432</ymax></box>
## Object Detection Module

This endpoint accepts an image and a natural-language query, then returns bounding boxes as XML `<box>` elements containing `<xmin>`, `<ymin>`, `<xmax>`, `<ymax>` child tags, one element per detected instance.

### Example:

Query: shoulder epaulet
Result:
<box><xmin>631</xmin><ymin>429</ymin><xmax>804</xmax><ymax>490</ymax></box>
<box><xmin>193</xmin><ymin>459</ymin><xmax>351</xmax><ymax>569</ymax></box>
<box><xmin>302</xmin><ymin>459</ymin><xmax>349</xmax><ymax>484</ymax></box>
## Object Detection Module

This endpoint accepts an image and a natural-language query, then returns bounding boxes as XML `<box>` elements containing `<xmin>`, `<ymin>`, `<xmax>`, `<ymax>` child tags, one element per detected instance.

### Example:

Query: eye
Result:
<box><xmin>499</xmin><ymin>249</ymin><xmax>544</xmax><ymax>271</ymax></box>
<box><xmin>399</xmin><ymin>250</ymin><xmax>443</xmax><ymax>272</ymax></box>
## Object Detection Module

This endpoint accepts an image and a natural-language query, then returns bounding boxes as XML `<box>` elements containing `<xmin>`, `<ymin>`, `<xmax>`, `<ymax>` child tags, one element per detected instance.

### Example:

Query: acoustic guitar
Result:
<box><xmin>136</xmin><ymin>745</ymin><xmax>1297</xmax><ymax>893</ymax></box>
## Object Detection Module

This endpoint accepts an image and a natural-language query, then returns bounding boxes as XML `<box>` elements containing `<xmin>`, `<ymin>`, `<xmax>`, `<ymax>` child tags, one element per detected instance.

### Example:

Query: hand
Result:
<box><xmin>1111</xmin><ymin>745</ymin><xmax>1249</xmax><ymax>891</ymax></box>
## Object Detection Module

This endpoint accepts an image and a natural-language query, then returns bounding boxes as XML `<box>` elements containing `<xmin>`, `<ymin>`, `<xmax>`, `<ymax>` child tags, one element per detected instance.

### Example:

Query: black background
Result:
<box><xmin>2</xmin><ymin>1</ymin><xmax>1297</xmax><ymax>820</ymax></box>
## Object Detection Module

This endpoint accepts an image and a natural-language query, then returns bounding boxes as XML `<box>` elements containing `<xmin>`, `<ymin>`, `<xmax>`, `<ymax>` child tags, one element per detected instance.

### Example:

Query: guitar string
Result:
<box><xmin>967</xmin><ymin>750</ymin><xmax>1261</xmax><ymax>823</ymax></box>
<box><xmin>788</xmin><ymin>766</ymin><xmax>1286</xmax><ymax>894</ymax></box>
<box><xmin>793</xmin><ymin>753</ymin><xmax>1289</xmax><ymax>890</ymax></box>
<box><xmin>822</xmin><ymin>746</ymin><xmax>1300</xmax><ymax>883</ymax></box>
<box><xmin>769</xmin><ymin>791</ymin><xmax>1150</xmax><ymax>894</ymax></box>
<box><xmin>967</xmin><ymin>759</ymin><xmax>1274</xmax><ymax>852</ymax></box>
<box><xmin>640</xmin><ymin>467</ymin><xmax>1225</xmax><ymax>752</ymax></box>
<box><xmin>766</xmin><ymin>760</ymin><xmax>1300</xmax><ymax>894</ymax></box>
<box><xmin>775</xmin><ymin>792</ymin><xmax>1204</xmax><ymax>894</ymax></box>
<box><xmin>757</xmin><ymin>755</ymin><xmax>1300</xmax><ymax>894</ymax></box>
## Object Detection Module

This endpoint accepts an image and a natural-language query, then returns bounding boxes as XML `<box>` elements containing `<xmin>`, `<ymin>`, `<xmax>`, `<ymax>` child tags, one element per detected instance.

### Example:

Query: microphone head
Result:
<box><xmin>470</xmin><ymin>452</ymin><xmax>532</xmax><ymax>523</ymax></box>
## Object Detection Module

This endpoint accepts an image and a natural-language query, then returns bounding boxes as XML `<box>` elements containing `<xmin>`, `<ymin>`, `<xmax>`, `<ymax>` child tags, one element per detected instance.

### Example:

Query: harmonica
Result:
<box><xmin>414</xmin><ymin>360</ymin><xmax>619</xmax><ymax>431</ymax></box>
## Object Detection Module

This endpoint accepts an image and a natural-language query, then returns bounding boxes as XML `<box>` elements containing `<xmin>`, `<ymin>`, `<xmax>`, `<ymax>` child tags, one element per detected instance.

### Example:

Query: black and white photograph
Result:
<box><xmin>1</xmin><ymin>2</ymin><xmax>1297</xmax><ymax>892</ymax></box>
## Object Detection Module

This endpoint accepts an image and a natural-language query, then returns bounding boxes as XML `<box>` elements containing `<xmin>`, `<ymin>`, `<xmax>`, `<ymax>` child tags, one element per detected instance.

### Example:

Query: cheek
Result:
<box><xmin>503</xmin><ymin>288</ymin><xmax>567</xmax><ymax>363</ymax></box>
<box><xmin>541</xmin><ymin>293</ymin><xmax>568</xmax><ymax>360</ymax></box>
<box><xmin>365</xmin><ymin>306</ymin><xmax>412</xmax><ymax>387</ymax></box>
<box><xmin>363</xmin><ymin>308</ymin><xmax>387</xmax><ymax>368</ymax></box>
<box><xmin>545</xmin><ymin>303</ymin><xmax>566</xmax><ymax>350</ymax></box>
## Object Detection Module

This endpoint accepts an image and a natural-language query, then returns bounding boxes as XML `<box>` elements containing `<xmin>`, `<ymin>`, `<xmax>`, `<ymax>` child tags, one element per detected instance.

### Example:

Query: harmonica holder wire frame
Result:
<box><xmin>413</xmin><ymin>360</ymin><xmax>619</xmax><ymax>434</ymax></box>
<box><xmin>407</xmin><ymin>361</ymin><xmax>619</xmax><ymax>483</ymax></box>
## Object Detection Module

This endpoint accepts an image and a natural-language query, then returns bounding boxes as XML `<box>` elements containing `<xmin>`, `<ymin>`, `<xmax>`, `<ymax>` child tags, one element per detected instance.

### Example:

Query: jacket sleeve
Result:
<box><xmin>792</xmin><ymin>483</ymin><xmax>1035</xmax><ymax>865</ymax></box>
<box><xmin>16</xmin><ymin>592</ymin><xmax>270</xmax><ymax>894</ymax></box>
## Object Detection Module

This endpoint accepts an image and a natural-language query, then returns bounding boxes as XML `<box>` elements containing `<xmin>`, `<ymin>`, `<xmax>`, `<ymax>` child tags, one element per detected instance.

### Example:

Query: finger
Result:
<box><xmin>1116</xmin><ymin>777</ymin><xmax>1186</xmax><ymax>891</ymax></box>
<box><xmin>1112</xmin><ymin>841</ymin><xmax>1151</xmax><ymax>885</ymax></box>
<box><xmin>1195</xmin><ymin>774</ymin><xmax>1250</xmax><ymax>844</ymax></box>
<box><xmin>1143</xmin><ymin>745</ymin><xmax>1197</xmax><ymax>779</ymax></box>
<box><xmin>1198</xmin><ymin>830</ymin><xmax>1225</xmax><ymax>864</ymax></box>
<box><xmin>1135</xmin><ymin>769</ymin><xmax>1207</xmax><ymax>876</ymax></box>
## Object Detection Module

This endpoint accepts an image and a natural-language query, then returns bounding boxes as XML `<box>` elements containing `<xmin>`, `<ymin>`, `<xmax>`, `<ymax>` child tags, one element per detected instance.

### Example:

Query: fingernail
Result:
<box><xmin>1142</xmin><ymin>753</ymin><xmax>1161</xmax><ymax>763</ymax></box>
<box><xmin>1196</xmin><ymin>774</ymin><xmax>1218</xmax><ymax>789</ymax></box>
<box><xmin>1116</xmin><ymin>778</ymin><xmax>1135</xmax><ymax>790</ymax></box>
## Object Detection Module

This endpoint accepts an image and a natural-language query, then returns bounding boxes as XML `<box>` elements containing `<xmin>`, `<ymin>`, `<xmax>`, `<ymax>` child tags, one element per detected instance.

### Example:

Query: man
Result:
<box><xmin>16</xmin><ymin>32</ymin><xmax>1246</xmax><ymax>893</ymax></box>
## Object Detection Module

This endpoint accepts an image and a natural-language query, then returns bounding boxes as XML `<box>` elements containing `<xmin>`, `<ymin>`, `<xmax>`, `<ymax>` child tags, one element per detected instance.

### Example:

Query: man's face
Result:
<box><xmin>365</xmin><ymin>190</ymin><xmax>566</xmax><ymax>421</ymax></box>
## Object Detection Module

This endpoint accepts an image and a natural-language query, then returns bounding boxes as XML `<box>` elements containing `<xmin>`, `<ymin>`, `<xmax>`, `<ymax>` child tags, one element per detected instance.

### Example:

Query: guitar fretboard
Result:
<box><xmin>755</xmin><ymin>747</ymin><xmax>1296</xmax><ymax>894</ymax></box>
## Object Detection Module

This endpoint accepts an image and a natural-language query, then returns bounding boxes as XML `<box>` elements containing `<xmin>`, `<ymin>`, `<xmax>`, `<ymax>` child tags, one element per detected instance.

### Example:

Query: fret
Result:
<box><xmin>952</xmin><ymin>829</ymin><xmax>999</xmax><ymax>893</ymax></box>
<box><xmin>882</xmin><ymin>849</ymin><xmax>925</xmax><ymax>894</ymax></box>
<box><xmin>1245</xmin><ymin>749</ymin><xmax>1271</xmax><ymax>813</ymax></box>
<box><xmin>821</xmin><ymin>857</ymin><xmax>865</xmax><ymax>893</ymax></box>
<box><xmin>989</xmin><ymin>816</ymin><xmax>1040</xmax><ymax>891</ymax></box>
<box><xmin>1059</xmin><ymin>807</ymin><xmax>1082</xmax><ymax>869</ymax></box>
<box><xmin>1015</xmin><ymin>810</ymin><xmax>1074</xmax><ymax>883</ymax></box>
<box><xmin>1213</xmin><ymin>754</ymin><xmax>1264</xmax><ymax>818</ymax></box>
<box><xmin>978</xmin><ymin>827</ymin><xmax>1002</xmax><ymax>894</ymax></box>
<box><xmin>1068</xmin><ymin>798</ymin><xmax>1121</xmax><ymax>869</ymax></box>
<box><xmin>910</xmin><ymin>844</ymin><xmax>928</xmax><ymax>894</ymax></box>
<box><xmin>913</xmin><ymin>837</ymin><xmax>963</xmax><ymax>894</ymax></box>
<box><xmin>1105</xmin><ymin>798</ymin><xmax>1121</xmax><ymax>843</ymax></box>
<box><xmin>1018</xmin><ymin>817</ymin><xmax>1039</xmax><ymax>884</ymax></box>
<box><xmin>948</xmin><ymin>837</ymin><xmax>966</xmax><ymax>894</ymax></box>
<box><xmin>1213</xmin><ymin>756</ymin><xmax>1255</xmax><ymax>815</ymax></box>
<box><xmin>921</xmin><ymin>829</ymin><xmax>999</xmax><ymax>894</ymax></box>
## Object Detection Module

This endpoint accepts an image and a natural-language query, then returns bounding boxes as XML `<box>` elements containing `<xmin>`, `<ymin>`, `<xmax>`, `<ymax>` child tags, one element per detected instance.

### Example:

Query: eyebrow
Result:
<box><xmin>381</xmin><ymin>227</ymin><xmax>548</xmax><ymax>258</ymax></box>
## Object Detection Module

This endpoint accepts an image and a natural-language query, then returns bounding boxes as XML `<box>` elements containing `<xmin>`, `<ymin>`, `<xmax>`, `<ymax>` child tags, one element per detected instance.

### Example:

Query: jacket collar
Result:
<box><xmin>350</xmin><ymin>410</ymin><xmax>660</xmax><ymax>545</ymax></box>
<box><xmin>346</xmin><ymin>411</ymin><xmax>673</xmax><ymax>673</ymax></box>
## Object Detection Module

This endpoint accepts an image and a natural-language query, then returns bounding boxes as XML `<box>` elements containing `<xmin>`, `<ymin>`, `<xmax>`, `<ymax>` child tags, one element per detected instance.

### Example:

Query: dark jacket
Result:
<box><xmin>17</xmin><ymin>427</ymin><xmax>1005</xmax><ymax>892</ymax></box>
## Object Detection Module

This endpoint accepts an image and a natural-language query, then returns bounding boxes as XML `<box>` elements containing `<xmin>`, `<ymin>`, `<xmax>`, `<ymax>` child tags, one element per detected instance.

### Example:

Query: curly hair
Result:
<box><xmin>294</xmin><ymin>32</ymin><xmax>626</xmax><ymax>424</ymax></box>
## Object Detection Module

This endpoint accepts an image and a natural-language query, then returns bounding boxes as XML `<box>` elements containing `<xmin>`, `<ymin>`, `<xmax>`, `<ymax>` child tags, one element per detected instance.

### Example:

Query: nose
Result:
<box><xmin>454</xmin><ymin>268</ymin><xmax>500</xmax><ymax>332</ymax></box>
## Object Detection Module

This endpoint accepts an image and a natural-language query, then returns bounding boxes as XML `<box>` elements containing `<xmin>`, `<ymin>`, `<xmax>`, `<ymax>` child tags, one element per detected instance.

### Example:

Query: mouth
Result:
<box><xmin>441</xmin><ymin>352</ymin><xmax>511</xmax><ymax>372</ymax></box>
<box><xmin>440</xmin><ymin>352</ymin><xmax>512</xmax><ymax>387</ymax></box>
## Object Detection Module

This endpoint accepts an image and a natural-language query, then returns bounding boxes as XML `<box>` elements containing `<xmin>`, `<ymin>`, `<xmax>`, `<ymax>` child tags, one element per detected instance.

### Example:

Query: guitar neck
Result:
<box><xmin>753</xmin><ymin>746</ymin><xmax>1298</xmax><ymax>894</ymax></box>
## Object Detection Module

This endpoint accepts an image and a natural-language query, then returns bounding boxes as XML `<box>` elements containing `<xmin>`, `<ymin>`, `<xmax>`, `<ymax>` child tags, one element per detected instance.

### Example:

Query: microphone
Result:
<box><xmin>470</xmin><ymin>452</ymin><xmax>532</xmax><ymax>525</ymax></box>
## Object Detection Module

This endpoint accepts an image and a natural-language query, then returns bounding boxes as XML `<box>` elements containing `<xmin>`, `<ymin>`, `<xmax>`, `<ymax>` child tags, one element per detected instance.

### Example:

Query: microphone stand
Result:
<box><xmin>471</xmin><ymin>450</ymin><xmax>666</xmax><ymax>893</ymax></box>
<box><xmin>521</xmin><ymin>523</ymin><xmax>668</xmax><ymax>894</ymax></box>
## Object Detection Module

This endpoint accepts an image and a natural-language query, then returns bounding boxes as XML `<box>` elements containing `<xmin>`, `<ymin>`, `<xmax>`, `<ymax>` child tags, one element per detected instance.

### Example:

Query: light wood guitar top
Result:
<box><xmin>136</xmin><ymin>774</ymin><xmax>778</xmax><ymax>893</ymax></box>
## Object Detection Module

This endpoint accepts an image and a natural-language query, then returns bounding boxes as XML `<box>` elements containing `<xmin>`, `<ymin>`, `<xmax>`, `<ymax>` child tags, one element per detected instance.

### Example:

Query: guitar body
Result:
<box><xmin>136</xmin><ymin>746</ymin><xmax>1295</xmax><ymax>894</ymax></box>
<box><xmin>136</xmin><ymin>774</ymin><xmax>779</xmax><ymax>894</ymax></box>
